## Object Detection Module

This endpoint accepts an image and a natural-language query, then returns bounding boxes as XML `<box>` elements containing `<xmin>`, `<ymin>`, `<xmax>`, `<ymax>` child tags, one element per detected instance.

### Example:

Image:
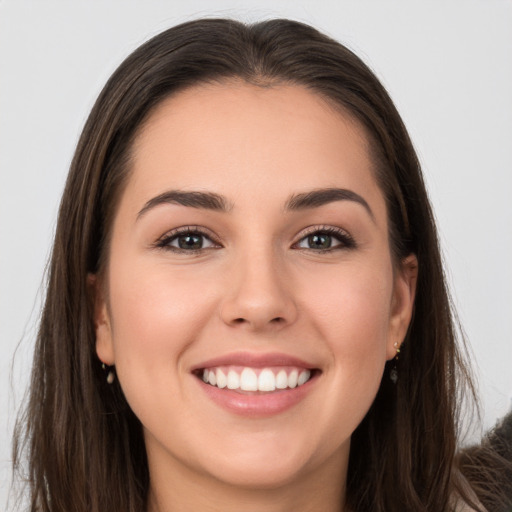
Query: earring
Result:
<box><xmin>102</xmin><ymin>363</ymin><xmax>115</xmax><ymax>384</ymax></box>
<box><xmin>390</xmin><ymin>342</ymin><xmax>401</xmax><ymax>384</ymax></box>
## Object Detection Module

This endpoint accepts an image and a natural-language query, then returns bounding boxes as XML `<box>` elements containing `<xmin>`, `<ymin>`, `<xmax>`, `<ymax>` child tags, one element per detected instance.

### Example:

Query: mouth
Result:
<box><xmin>194</xmin><ymin>366</ymin><xmax>319</xmax><ymax>394</ymax></box>
<box><xmin>191</xmin><ymin>352</ymin><xmax>321</xmax><ymax>416</ymax></box>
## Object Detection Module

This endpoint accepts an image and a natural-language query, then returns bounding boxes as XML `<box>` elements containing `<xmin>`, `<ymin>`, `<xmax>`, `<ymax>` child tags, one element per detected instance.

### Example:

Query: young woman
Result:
<box><xmin>13</xmin><ymin>17</ymin><xmax>505</xmax><ymax>511</ymax></box>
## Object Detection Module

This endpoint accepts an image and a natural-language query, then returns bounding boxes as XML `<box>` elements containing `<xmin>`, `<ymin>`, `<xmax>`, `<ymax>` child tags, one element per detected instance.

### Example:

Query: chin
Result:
<box><xmin>194</xmin><ymin>430</ymin><xmax>342</xmax><ymax>491</ymax></box>
<box><xmin>206</xmin><ymin>454</ymin><xmax>311</xmax><ymax>490</ymax></box>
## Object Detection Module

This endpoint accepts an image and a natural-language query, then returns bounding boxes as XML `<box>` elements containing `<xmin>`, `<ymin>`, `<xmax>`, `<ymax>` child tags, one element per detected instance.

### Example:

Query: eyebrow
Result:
<box><xmin>285</xmin><ymin>187</ymin><xmax>375</xmax><ymax>220</ymax></box>
<box><xmin>137</xmin><ymin>190</ymin><xmax>232</xmax><ymax>219</ymax></box>
<box><xmin>137</xmin><ymin>187</ymin><xmax>374</xmax><ymax>221</ymax></box>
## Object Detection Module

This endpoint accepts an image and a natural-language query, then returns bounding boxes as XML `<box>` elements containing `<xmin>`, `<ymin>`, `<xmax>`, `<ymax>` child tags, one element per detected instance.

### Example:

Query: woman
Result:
<box><xmin>12</xmin><ymin>17</ymin><xmax>499</xmax><ymax>511</ymax></box>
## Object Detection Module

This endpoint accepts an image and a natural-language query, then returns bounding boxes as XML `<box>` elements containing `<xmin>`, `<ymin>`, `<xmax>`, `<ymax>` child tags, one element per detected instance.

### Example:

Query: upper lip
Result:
<box><xmin>191</xmin><ymin>351</ymin><xmax>318</xmax><ymax>371</ymax></box>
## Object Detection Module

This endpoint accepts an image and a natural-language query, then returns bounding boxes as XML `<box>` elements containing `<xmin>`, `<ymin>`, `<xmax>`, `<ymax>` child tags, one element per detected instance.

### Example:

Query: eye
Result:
<box><xmin>294</xmin><ymin>227</ymin><xmax>356</xmax><ymax>251</ymax></box>
<box><xmin>155</xmin><ymin>227</ymin><xmax>220</xmax><ymax>253</ymax></box>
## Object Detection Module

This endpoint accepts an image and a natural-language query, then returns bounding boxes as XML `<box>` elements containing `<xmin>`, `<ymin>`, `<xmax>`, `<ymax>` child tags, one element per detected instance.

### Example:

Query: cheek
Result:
<box><xmin>299</xmin><ymin>260</ymin><xmax>392</xmax><ymax>408</ymax></box>
<box><xmin>107</xmin><ymin>261</ymin><xmax>217</xmax><ymax>394</ymax></box>
<box><xmin>304</xmin><ymin>260</ymin><xmax>393</xmax><ymax>350</ymax></box>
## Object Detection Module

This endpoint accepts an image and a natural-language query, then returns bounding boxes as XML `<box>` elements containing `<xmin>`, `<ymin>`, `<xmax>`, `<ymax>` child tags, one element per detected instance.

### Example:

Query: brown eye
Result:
<box><xmin>156</xmin><ymin>228</ymin><xmax>219</xmax><ymax>252</ymax></box>
<box><xmin>176</xmin><ymin>233</ymin><xmax>204</xmax><ymax>250</ymax></box>
<box><xmin>306</xmin><ymin>233</ymin><xmax>332</xmax><ymax>249</ymax></box>
<box><xmin>295</xmin><ymin>227</ymin><xmax>356</xmax><ymax>252</ymax></box>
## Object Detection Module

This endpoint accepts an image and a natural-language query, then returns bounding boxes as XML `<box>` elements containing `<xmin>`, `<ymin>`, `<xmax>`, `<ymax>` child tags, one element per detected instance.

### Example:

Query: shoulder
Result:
<box><xmin>451</xmin><ymin>492</ymin><xmax>487</xmax><ymax>512</ymax></box>
<box><xmin>450</xmin><ymin>469</ymin><xmax>487</xmax><ymax>512</ymax></box>
<box><xmin>453</xmin><ymin>502</ymin><xmax>485</xmax><ymax>512</ymax></box>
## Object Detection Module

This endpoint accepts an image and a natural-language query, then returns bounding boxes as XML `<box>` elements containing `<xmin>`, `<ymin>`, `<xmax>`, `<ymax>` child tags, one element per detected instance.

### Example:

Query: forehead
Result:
<box><xmin>124</xmin><ymin>82</ymin><xmax>385</xmax><ymax>219</ymax></box>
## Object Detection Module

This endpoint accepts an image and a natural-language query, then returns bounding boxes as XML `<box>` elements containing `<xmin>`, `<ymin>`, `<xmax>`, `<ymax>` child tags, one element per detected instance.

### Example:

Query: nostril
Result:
<box><xmin>230</xmin><ymin>316</ymin><xmax>284</xmax><ymax>326</ymax></box>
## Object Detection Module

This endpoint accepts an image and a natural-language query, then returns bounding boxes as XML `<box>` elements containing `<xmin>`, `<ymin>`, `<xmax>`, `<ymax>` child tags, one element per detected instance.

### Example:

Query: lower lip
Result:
<box><xmin>195</xmin><ymin>374</ymin><xmax>318</xmax><ymax>417</ymax></box>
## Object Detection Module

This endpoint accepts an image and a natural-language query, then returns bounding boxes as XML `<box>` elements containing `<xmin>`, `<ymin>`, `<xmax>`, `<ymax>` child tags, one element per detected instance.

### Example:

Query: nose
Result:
<box><xmin>220</xmin><ymin>248</ymin><xmax>298</xmax><ymax>331</ymax></box>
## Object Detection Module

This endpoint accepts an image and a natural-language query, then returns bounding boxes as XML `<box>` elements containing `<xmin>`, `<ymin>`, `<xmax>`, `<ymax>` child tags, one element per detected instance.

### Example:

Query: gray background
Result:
<box><xmin>1</xmin><ymin>1</ymin><xmax>511</xmax><ymax>507</ymax></box>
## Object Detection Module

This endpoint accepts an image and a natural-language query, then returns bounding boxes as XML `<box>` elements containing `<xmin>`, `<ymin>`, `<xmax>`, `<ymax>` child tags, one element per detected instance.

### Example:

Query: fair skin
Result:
<box><xmin>93</xmin><ymin>82</ymin><xmax>417</xmax><ymax>512</ymax></box>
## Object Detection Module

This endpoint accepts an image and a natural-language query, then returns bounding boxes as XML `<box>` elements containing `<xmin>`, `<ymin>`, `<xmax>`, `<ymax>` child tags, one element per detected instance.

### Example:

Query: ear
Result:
<box><xmin>386</xmin><ymin>254</ymin><xmax>418</xmax><ymax>360</ymax></box>
<box><xmin>87</xmin><ymin>273</ymin><xmax>115</xmax><ymax>365</ymax></box>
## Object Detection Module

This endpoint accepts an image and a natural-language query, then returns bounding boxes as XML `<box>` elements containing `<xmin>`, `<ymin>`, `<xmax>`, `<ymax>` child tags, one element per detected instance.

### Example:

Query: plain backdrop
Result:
<box><xmin>1</xmin><ymin>0</ymin><xmax>511</xmax><ymax>507</ymax></box>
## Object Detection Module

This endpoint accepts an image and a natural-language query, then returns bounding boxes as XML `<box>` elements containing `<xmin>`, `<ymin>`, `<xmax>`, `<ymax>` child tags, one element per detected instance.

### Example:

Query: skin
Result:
<box><xmin>92</xmin><ymin>82</ymin><xmax>417</xmax><ymax>512</ymax></box>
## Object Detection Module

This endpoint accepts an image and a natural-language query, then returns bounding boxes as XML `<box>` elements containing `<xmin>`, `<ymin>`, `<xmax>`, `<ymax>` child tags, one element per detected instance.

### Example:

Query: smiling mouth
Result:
<box><xmin>194</xmin><ymin>366</ymin><xmax>319</xmax><ymax>394</ymax></box>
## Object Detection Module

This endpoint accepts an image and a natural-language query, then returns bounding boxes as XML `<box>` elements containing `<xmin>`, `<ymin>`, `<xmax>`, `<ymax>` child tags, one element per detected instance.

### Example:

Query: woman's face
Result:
<box><xmin>94</xmin><ymin>83</ymin><xmax>416</xmax><ymax>493</ymax></box>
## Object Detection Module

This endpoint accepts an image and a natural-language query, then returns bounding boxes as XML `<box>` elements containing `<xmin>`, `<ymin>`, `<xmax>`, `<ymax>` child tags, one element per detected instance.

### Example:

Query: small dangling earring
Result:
<box><xmin>390</xmin><ymin>342</ymin><xmax>401</xmax><ymax>384</ymax></box>
<box><xmin>102</xmin><ymin>363</ymin><xmax>115</xmax><ymax>384</ymax></box>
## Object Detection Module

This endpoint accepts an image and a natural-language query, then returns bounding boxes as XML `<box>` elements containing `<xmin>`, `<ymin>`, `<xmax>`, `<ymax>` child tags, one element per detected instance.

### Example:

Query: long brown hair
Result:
<box><xmin>12</xmin><ymin>17</ymin><xmax>492</xmax><ymax>511</ymax></box>
<box><xmin>457</xmin><ymin>411</ymin><xmax>512</xmax><ymax>511</ymax></box>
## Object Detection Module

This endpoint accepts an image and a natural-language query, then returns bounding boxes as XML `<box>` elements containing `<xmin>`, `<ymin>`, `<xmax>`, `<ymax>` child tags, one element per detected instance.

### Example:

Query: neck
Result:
<box><xmin>146</xmin><ymin>449</ymin><xmax>348</xmax><ymax>512</ymax></box>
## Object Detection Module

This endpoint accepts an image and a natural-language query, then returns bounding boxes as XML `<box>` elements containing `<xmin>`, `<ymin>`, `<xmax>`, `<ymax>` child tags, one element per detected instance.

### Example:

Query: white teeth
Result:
<box><xmin>275</xmin><ymin>370</ymin><xmax>288</xmax><ymax>389</ymax></box>
<box><xmin>207</xmin><ymin>370</ymin><xmax>217</xmax><ymax>386</ymax></box>
<box><xmin>298</xmin><ymin>370</ymin><xmax>311</xmax><ymax>386</ymax></box>
<box><xmin>258</xmin><ymin>369</ymin><xmax>276</xmax><ymax>392</ymax></box>
<box><xmin>240</xmin><ymin>368</ymin><xmax>258</xmax><ymax>391</ymax></box>
<box><xmin>227</xmin><ymin>370</ymin><xmax>240</xmax><ymax>390</ymax></box>
<box><xmin>202</xmin><ymin>366</ymin><xmax>313</xmax><ymax>391</ymax></box>
<box><xmin>288</xmin><ymin>370</ymin><xmax>298</xmax><ymax>388</ymax></box>
<box><xmin>216</xmin><ymin>369</ymin><xmax>227</xmax><ymax>389</ymax></box>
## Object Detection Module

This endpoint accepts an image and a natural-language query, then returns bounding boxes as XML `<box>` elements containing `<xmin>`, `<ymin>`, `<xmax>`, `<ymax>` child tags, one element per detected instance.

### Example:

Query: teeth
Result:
<box><xmin>288</xmin><ymin>370</ymin><xmax>298</xmax><ymax>388</ymax></box>
<box><xmin>216</xmin><ymin>369</ymin><xmax>227</xmax><ymax>389</ymax></box>
<box><xmin>201</xmin><ymin>366</ymin><xmax>313</xmax><ymax>392</ymax></box>
<box><xmin>207</xmin><ymin>370</ymin><xmax>217</xmax><ymax>386</ymax></box>
<box><xmin>298</xmin><ymin>370</ymin><xmax>311</xmax><ymax>386</ymax></box>
<box><xmin>258</xmin><ymin>369</ymin><xmax>276</xmax><ymax>392</ymax></box>
<box><xmin>240</xmin><ymin>368</ymin><xmax>258</xmax><ymax>391</ymax></box>
<box><xmin>227</xmin><ymin>370</ymin><xmax>240</xmax><ymax>390</ymax></box>
<box><xmin>275</xmin><ymin>370</ymin><xmax>288</xmax><ymax>389</ymax></box>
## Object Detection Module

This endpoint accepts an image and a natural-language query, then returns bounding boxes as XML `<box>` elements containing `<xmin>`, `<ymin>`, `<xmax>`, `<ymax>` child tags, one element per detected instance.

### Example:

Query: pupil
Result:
<box><xmin>178</xmin><ymin>234</ymin><xmax>202</xmax><ymax>250</ymax></box>
<box><xmin>309</xmin><ymin>234</ymin><xmax>331</xmax><ymax>249</ymax></box>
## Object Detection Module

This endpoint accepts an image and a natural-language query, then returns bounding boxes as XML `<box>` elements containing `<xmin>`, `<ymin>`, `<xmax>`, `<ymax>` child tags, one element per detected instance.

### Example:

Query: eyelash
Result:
<box><xmin>153</xmin><ymin>225</ymin><xmax>356</xmax><ymax>254</ymax></box>
<box><xmin>293</xmin><ymin>225</ymin><xmax>356</xmax><ymax>252</ymax></box>
<box><xmin>154</xmin><ymin>226</ymin><xmax>221</xmax><ymax>253</ymax></box>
